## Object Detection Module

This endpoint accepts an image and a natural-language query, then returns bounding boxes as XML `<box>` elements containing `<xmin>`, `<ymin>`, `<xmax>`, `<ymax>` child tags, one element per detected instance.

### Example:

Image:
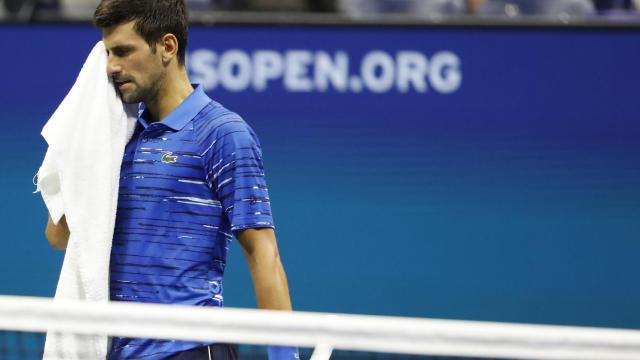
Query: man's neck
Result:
<box><xmin>145</xmin><ymin>68</ymin><xmax>194</xmax><ymax>123</ymax></box>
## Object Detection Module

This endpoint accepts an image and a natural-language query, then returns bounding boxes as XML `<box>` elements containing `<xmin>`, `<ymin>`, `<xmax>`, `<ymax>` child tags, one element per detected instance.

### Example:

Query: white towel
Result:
<box><xmin>35</xmin><ymin>41</ymin><xmax>138</xmax><ymax>360</ymax></box>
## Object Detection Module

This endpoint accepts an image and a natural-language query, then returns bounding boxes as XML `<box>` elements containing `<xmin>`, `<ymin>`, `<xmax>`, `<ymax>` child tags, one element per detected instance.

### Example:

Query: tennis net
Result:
<box><xmin>1</xmin><ymin>295</ymin><xmax>639</xmax><ymax>360</ymax></box>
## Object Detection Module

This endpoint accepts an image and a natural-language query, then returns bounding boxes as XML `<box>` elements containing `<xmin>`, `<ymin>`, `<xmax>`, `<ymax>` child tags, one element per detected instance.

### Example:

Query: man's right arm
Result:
<box><xmin>45</xmin><ymin>214</ymin><xmax>69</xmax><ymax>250</ymax></box>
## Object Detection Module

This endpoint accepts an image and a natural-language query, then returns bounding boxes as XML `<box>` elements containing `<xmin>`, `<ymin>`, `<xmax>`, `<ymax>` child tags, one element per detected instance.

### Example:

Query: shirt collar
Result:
<box><xmin>138</xmin><ymin>85</ymin><xmax>211</xmax><ymax>131</ymax></box>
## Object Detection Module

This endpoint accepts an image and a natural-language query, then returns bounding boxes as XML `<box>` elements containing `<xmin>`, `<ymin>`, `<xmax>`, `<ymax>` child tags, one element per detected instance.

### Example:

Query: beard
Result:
<box><xmin>117</xmin><ymin>72</ymin><xmax>164</xmax><ymax>105</ymax></box>
<box><xmin>121</xmin><ymin>91</ymin><xmax>144</xmax><ymax>104</ymax></box>
<box><xmin>118</xmin><ymin>82</ymin><xmax>146</xmax><ymax>104</ymax></box>
<box><xmin>115</xmin><ymin>68</ymin><xmax>165</xmax><ymax>106</ymax></box>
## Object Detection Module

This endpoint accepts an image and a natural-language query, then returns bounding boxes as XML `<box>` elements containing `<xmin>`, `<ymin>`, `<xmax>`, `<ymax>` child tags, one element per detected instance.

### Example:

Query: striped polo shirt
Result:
<box><xmin>108</xmin><ymin>85</ymin><xmax>274</xmax><ymax>360</ymax></box>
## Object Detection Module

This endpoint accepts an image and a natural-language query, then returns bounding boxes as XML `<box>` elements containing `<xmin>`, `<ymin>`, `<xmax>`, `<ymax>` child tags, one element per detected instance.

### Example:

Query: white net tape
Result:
<box><xmin>1</xmin><ymin>295</ymin><xmax>640</xmax><ymax>360</ymax></box>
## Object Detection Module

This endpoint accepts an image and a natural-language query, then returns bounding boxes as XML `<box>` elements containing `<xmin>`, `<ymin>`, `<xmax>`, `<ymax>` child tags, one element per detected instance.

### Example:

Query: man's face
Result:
<box><xmin>103</xmin><ymin>21</ymin><xmax>165</xmax><ymax>104</ymax></box>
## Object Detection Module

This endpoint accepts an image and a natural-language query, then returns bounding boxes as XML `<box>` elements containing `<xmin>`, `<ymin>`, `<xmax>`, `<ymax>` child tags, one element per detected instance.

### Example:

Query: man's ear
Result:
<box><xmin>160</xmin><ymin>33</ymin><xmax>179</xmax><ymax>64</ymax></box>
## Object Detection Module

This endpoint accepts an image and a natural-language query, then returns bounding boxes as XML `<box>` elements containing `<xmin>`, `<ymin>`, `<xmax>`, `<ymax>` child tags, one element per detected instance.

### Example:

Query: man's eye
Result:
<box><xmin>112</xmin><ymin>48</ymin><xmax>132</xmax><ymax>57</ymax></box>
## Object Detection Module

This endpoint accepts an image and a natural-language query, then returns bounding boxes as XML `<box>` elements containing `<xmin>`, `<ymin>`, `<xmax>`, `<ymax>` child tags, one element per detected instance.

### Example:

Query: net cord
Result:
<box><xmin>1</xmin><ymin>295</ymin><xmax>640</xmax><ymax>360</ymax></box>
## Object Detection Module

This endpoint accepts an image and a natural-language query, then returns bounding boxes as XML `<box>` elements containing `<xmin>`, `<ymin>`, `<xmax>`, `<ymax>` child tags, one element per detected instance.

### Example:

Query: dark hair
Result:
<box><xmin>94</xmin><ymin>0</ymin><xmax>188</xmax><ymax>65</ymax></box>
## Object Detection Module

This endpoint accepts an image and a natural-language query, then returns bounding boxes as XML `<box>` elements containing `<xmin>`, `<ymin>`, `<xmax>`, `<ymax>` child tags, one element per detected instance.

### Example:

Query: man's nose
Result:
<box><xmin>107</xmin><ymin>57</ymin><xmax>122</xmax><ymax>77</ymax></box>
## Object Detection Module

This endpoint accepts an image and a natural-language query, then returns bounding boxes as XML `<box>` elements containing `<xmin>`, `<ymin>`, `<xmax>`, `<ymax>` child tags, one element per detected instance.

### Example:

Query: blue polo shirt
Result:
<box><xmin>108</xmin><ymin>85</ymin><xmax>274</xmax><ymax>360</ymax></box>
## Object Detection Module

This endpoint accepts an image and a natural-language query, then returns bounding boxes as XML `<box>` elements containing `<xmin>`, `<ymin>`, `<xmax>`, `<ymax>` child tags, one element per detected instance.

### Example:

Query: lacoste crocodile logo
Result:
<box><xmin>161</xmin><ymin>152</ymin><xmax>178</xmax><ymax>164</ymax></box>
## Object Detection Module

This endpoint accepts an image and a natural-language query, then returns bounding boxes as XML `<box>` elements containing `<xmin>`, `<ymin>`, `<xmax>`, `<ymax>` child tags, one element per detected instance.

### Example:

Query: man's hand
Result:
<box><xmin>45</xmin><ymin>214</ymin><xmax>69</xmax><ymax>250</ymax></box>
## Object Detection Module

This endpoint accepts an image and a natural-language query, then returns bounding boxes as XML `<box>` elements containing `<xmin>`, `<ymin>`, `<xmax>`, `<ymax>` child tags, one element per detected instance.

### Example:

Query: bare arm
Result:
<box><xmin>236</xmin><ymin>228</ymin><xmax>292</xmax><ymax>311</ymax></box>
<box><xmin>45</xmin><ymin>214</ymin><xmax>69</xmax><ymax>250</ymax></box>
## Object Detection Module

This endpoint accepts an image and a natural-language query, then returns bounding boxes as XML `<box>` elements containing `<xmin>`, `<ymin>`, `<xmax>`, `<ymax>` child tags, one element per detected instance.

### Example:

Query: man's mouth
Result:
<box><xmin>115</xmin><ymin>80</ymin><xmax>132</xmax><ymax>89</ymax></box>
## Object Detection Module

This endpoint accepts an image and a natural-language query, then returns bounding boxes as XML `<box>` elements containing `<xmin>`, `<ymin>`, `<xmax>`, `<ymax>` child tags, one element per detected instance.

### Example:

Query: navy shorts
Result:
<box><xmin>166</xmin><ymin>344</ymin><xmax>239</xmax><ymax>360</ymax></box>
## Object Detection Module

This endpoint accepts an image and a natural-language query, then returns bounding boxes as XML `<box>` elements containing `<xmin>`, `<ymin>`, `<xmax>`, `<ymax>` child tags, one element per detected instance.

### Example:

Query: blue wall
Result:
<box><xmin>1</xmin><ymin>24</ymin><xmax>639</xmax><ymax>329</ymax></box>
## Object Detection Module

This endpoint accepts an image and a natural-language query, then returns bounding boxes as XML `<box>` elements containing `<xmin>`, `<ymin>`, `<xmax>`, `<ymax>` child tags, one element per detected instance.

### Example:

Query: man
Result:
<box><xmin>45</xmin><ymin>1</ymin><xmax>297</xmax><ymax>359</ymax></box>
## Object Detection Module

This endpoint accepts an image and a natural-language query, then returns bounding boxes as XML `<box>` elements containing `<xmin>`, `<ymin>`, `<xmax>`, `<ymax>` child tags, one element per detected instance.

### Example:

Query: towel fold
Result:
<box><xmin>35</xmin><ymin>41</ymin><xmax>138</xmax><ymax>360</ymax></box>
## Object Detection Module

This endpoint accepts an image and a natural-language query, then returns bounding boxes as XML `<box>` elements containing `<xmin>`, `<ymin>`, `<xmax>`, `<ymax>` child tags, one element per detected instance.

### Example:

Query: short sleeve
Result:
<box><xmin>202</xmin><ymin>118</ymin><xmax>274</xmax><ymax>233</ymax></box>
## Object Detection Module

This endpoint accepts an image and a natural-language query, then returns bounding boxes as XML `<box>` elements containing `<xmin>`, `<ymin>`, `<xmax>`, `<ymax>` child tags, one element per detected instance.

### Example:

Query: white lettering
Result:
<box><xmin>429</xmin><ymin>51</ymin><xmax>462</xmax><ymax>94</ymax></box>
<box><xmin>188</xmin><ymin>49</ymin><xmax>218</xmax><ymax>91</ymax></box>
<box><xmin>314</xmin><ymin>51</ymin><xmax>349</xmax><ymax>92</ymax></box>
<box><xmin>361</xmin><ymin>51</ymin><xmax>395</xmax><ymax>93</ymax></box>
<box><xmin>186</xmin><ymin>48</ymin><xmax>462</xmax><ymax>94</ymax></box>
<box><xmin>396</xmin><ymin>51</ymin><xmax>429</xmax><ymax>93</ymax></box>
<box><xmin>285</xmin><ymin>50</ymin><xmax>314</xmax><ymax>92</ymax></box>
<box><xmin>219</xmin><ymin>50</ymin><xmax>252</xmax><ymax>92</ymax></box>
<box><xmin>253</xmin><ymin>50</ymin><xmax>284</xmax><ymax>91</ymax></box>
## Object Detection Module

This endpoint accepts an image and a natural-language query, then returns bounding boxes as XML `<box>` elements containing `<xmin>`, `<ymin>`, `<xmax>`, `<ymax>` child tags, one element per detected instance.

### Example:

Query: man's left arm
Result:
<box><xmin>237</xmin><ymin>228</ymin><xmax>299</xmax><ymax>360</ymax></box>
<box><xmin>236</xmin><ymin>227</ymin><xmax>292</xmax><ymax>311</ymax></box>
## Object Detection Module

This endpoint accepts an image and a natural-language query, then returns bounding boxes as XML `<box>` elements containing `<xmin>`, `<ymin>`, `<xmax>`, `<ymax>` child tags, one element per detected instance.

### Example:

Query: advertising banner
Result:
<box><xmin>1</xmin><ymin>24</ymin><xmax>639</xmax><ymax>327</ymax></box>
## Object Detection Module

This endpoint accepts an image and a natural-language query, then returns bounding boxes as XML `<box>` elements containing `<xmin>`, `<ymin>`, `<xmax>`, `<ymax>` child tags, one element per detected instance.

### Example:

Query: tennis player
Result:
<box><xmin>45</xmin><ymin>1</ymin><xmax>298</xmax><ymax>359</ymax></box>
